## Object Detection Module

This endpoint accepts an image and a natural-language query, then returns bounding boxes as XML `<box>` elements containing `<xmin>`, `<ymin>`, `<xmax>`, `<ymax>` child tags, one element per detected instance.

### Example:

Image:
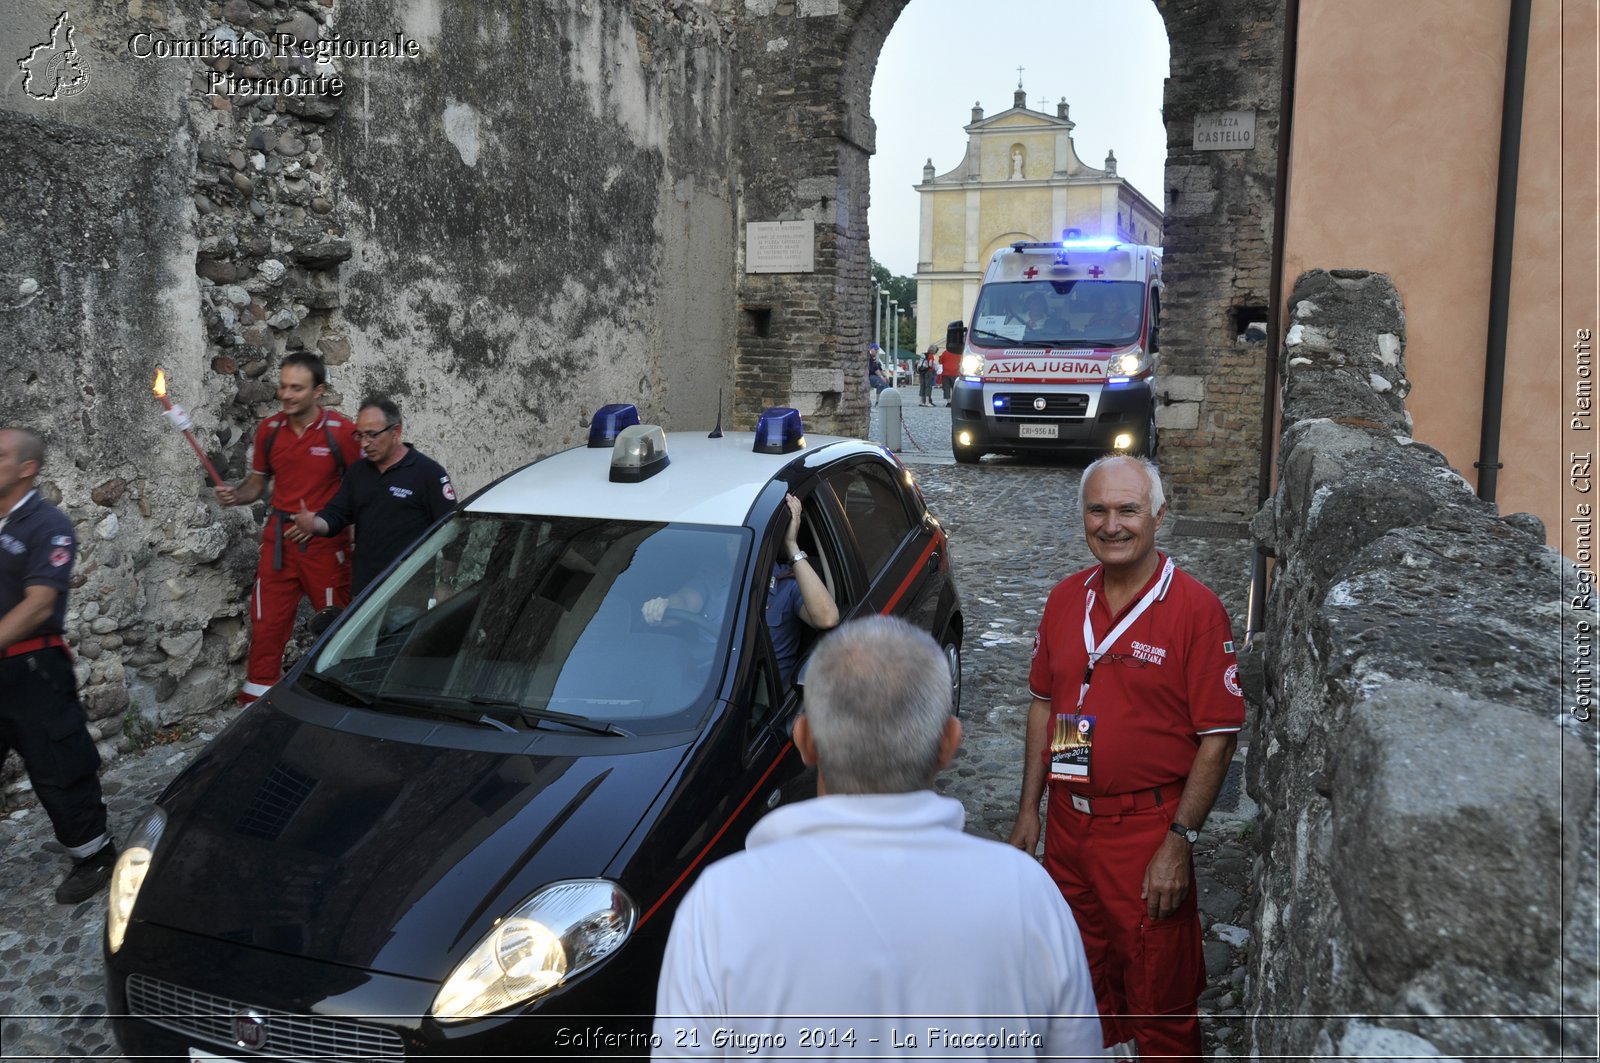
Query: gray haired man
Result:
<box><xmin>653</xmin><ymin>615</ymin><xmax>1103</xmax><ymax>1059</ymax></box>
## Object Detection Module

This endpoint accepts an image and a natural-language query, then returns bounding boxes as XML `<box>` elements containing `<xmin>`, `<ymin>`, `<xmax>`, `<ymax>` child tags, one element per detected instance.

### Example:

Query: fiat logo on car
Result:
<box><xmin>1033</xmin><ymin>397</ymin><xmax>1047</xmax><ymax>411</ymax></box>
<box><xmin>233</xmin><ymin>1010</ymin><xmax>267</xmax><ymax>1049</ymax></box>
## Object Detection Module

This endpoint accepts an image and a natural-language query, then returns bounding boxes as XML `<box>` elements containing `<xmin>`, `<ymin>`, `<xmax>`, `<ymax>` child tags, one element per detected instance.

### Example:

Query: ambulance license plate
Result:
<box><xmin>1020</xmin><ymin>424</ymin><xmax>1058</xmax><ymax>439</ymax></box>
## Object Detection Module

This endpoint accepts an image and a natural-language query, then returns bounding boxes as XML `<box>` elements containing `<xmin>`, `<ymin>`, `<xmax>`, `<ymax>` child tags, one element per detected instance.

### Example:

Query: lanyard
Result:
<box><xmin>1077</xmin><ymin>557</ymin><xmax>1174</xmax><ymax>710</ymax></box>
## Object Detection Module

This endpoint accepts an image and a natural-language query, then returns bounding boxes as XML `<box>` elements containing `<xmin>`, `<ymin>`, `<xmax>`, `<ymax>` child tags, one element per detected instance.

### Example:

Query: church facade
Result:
<box><xmin>913</xmin><ymin>88</ymin><xmax>1163</xmax><ymax>351</ymax></box>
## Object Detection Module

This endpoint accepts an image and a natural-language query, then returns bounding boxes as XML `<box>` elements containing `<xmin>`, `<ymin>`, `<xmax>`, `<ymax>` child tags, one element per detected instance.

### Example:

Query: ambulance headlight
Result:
<box><xmin>1115</xmin><ymin>354</ymin><xmax>1143</xmax><ymax>375</ymax></box>
<box><xmin>107</xmin><ymin>807</ymin><xmax>167</xmax><ymax>953</ymax></box>
<box><xmin>432</xmin><ymin>880</ymin><xmax>635</xmax><ymax>1021</ymax></box>
<box><xmin>960</xmin><ymin>354</ymin><xmax>983</xmax><ymax>376</ymax></box>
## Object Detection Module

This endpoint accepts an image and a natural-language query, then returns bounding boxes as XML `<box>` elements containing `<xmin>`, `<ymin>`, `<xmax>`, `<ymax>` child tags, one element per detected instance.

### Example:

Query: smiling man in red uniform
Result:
<box><xmin>1010</xmin><ymin>455</ymin><xmax>1243</xmax><ymax>1061</ymax></box>
<box><xmin>215</xmin><ymin>353</ymin><xmax>359</xmax><ymax>703</ymax></box>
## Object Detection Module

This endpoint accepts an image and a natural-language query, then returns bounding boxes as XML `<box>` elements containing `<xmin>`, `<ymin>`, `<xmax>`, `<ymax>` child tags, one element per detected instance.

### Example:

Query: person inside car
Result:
<box><xmin>644</xmin><ymin>493</ymin><xmax>837</xmax><ymax>685</ymax></box>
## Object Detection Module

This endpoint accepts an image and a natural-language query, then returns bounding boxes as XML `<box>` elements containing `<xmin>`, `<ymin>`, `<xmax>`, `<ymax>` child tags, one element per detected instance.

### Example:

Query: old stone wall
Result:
<box><xmin>729</xmin><ymin>0</ymin><xmax>907</xmax><ymax>436</ymax></box>
<box><xmin>1</xmin><ymin>0</ymin><xmax>741</xmax><ymax>775</ymax></box>
<box><xmin>1151</xmin><ymin>0</ymin><xmax>1281</xmax><ymax>520</ymax></box>
<box><xmin>1246</xmin><ymin>269</ymin><xmax>1597</xmax><ymax>1058</ymax></box>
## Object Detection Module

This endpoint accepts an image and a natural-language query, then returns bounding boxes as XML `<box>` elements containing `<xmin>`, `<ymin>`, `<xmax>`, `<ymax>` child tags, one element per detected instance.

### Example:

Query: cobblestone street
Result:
<box><xmin>3</xmin><ymin>396</ymin><xmax>1259</xmax><ymax>1059</ymax></box>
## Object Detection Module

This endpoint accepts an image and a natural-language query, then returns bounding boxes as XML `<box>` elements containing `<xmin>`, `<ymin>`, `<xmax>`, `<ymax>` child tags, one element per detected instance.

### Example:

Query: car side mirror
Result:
<box><xmin>945</xmin><ymin>320</ymin><xmax>966</xmax><ymax>354</ymax></box>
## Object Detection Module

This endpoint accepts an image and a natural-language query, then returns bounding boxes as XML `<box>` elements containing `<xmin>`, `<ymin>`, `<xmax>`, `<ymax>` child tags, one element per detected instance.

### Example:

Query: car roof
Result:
<box><xmin>467</xmin><ymin>432</ymin><xmax>868</xmax><ymax>526</ymax></box>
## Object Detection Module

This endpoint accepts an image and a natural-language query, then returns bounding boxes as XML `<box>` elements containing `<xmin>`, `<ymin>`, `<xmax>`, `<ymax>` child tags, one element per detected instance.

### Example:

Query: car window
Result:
<box><xmin>827</xmin><ymin>462</ymin><xmax>916</xmax><ymax>582</ymax></box>
<box><xmin>308</xmin><ymin>513</ymin><xmax>748</xmax><ymax>731</ymax></box>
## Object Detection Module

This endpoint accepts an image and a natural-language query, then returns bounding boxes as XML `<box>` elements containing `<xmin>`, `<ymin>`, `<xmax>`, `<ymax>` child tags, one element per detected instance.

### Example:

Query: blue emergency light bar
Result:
<box><xmin>753</xmin><ymin>407</ymin><xmax>805</xmax><ymax>454</ymax></box>
<box><xmin>1057</xmin><ymin>236</ymin><xmax>1122</xmax><ymax>251</ymax></box>
<box><xmin>588</xmin><ymin>403</ymin><xmax>641</xmax><ymax>447</ymax></box>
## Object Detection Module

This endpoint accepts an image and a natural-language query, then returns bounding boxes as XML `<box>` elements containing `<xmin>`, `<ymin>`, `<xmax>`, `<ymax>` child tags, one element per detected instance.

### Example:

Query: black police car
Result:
<box><xmin>104</xmin><ymin>406</ymin><xmax>963</xmax><ymax>1059</ymax></box>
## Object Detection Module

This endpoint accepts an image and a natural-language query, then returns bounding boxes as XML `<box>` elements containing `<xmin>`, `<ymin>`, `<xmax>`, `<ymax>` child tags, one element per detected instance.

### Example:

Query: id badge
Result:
<box><xmin>1049</xmin><ymin>712</ymin><xmax>1095</xmax><ymax>783</ymax></box>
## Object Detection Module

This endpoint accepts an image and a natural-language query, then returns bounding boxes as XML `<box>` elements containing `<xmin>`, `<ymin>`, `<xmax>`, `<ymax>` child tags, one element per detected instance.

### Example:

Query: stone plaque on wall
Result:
<box><xmin>1192</xmin><ymin>110</ymin><xmax>1256</xmax><ymax>151</ymax></box>
<box><xmin>745</xmin><ymin>220</ymin><xmax>815</xmax><ymax>273</ymax></box>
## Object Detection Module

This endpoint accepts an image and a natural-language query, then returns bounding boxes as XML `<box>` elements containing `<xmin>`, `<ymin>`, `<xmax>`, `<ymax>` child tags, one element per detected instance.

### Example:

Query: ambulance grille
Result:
<box><xmin>992</xmin><ymin>392</ymin><xmax>1090</xmax><ymax>419</ymax></box>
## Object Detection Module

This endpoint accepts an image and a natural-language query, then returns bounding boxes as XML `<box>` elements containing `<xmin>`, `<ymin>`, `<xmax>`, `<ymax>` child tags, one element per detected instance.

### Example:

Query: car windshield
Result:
<box><xmin>970</xmin><ymin>280</ymin><xmax>1144</xmax><ymax>349</ymax></box>
<box><xmin>305</xmin><ymin>513</ymin><xmax>748</xmax><ymax>731</ymax></box>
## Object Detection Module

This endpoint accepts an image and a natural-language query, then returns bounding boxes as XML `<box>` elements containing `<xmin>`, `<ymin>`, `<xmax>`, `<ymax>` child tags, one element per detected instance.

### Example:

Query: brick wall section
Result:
<box><xmin>731</xmin><ymin>0</ymin><xmax>910</xmax><ymax>436</ymax></box>
<box><xmin>1153</xmin><ymin>0</ymin><xmax>1283</xmax><ymax>518</ymax></box>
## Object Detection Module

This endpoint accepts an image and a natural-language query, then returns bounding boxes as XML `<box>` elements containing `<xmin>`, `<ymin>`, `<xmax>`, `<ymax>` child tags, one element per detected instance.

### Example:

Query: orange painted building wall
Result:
<box><xmin>1282</xmin><ymin>0</ymin><xmax>1592</xmax><ymax>549</ymax></box>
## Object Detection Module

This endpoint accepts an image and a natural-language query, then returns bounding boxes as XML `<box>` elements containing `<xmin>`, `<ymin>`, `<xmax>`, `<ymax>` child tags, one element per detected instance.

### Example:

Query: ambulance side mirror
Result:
<box><xmin>945</xmin><ymin>320</ymin><xmax>966</xmax><ymax>355</ymax></box>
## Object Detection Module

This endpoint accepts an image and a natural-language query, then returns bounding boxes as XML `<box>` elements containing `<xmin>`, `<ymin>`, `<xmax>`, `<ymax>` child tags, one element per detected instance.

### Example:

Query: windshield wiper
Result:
<box><xmin>300</xmin><ymin>671</ymin><xmax>375</xmax><ymax>707</ymax></box>
<box><xmin>381</xmin><ymin>692</ymin><xmax>630</xmax><ymax>737</ymax></box>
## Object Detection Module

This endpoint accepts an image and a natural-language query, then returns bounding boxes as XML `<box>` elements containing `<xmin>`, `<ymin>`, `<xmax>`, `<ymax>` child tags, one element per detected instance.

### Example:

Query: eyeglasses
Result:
<box><xmin>353</xmin><ymin>425</ymin><xmax>398</xmax><ymax>442</ymax></box>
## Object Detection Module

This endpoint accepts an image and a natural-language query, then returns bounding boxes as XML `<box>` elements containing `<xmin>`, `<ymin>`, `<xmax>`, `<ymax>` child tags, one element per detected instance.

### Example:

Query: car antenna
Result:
<box><xmin>708</xmin><ymin>388</ymin><xmax>724</xmax><ymax>439</ymax></box>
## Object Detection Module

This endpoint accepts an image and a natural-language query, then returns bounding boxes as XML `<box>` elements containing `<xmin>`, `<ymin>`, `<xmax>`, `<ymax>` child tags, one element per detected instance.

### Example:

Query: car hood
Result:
<box><xmin>134</xmin><ymin>697</ymin><xmax>688</xmax><ymax>981</ymax></box>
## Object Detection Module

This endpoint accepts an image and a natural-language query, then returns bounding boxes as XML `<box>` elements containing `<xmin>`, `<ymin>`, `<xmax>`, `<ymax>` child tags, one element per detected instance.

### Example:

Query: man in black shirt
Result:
<box><xmin>0</xmin><ymin>427</ymin><xmax>116</xmax><ymax>903</ymax></box>
<box><xmin>289</xmin><ymin>396</ymin><xmax>457</xmax><ymax>594</ymax></box>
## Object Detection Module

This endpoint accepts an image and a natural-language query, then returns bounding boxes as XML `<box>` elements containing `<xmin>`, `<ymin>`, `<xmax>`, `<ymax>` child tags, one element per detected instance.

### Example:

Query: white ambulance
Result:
<box><xmin>948</xmin><ymin>236</ymin><xmax>1163</xmax><ymax>462</ymax></box>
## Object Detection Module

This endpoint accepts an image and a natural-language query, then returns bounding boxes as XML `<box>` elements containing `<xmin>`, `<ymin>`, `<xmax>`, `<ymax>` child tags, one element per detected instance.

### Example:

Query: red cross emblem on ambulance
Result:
<box><xmin>1088</xmin><ymin>265</ymin><xmax>1105</xmax><ymax>277</ymax></box>
<box><xmin>1022</xmin><ymin>267</ymin><xmax>1038</xmax><ymax>279</ymax></box>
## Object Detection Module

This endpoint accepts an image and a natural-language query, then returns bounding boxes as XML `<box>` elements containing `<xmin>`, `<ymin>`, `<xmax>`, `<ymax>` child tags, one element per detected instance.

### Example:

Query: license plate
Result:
<box><xmin>1019</xmin><ymin>423</ymin><xmax>1059</xmax><ymax>439</ymax></box>
<box><xmin>191</xmin><ymin>1050</ymin><xmax>246</xmax><ymax>1063</ymax></box>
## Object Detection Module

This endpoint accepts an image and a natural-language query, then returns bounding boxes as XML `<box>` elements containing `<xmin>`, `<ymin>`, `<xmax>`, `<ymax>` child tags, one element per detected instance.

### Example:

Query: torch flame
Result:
<box><xmin>152</xmin><ymin>368</ymin><xmax>167</xmax><ymax>398</ymax></box>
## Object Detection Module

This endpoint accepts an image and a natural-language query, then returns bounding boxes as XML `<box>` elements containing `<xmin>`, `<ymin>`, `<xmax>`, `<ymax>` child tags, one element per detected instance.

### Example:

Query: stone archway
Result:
<box><xmin>731</xmin><ymin>0</ymin><xmax>1285</xmax><ymax>520</ymax></box>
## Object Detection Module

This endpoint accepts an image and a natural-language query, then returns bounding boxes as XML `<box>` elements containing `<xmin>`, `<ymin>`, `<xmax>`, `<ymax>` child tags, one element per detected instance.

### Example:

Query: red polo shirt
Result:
<box><xmin>1029</xmin><ymin>554</ymin><xmax>1244</xmax><ymax>797</ymax></box>
<box><xmin>249</xmin><ymin>408</ymin><xmax>359</xmax><ymax>512</ymax></box>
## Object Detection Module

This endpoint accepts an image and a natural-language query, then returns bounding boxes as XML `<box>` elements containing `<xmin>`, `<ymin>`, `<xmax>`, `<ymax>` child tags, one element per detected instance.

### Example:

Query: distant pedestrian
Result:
<box><xmin>289</xmin><ymin>396</ymin><xmax>458</xmax><ymax>595</ymax></box>
<box><xmin>918</xmin><ymin>344</ymin><xmax>937</xmax><ymax>406</ymax></box>
<box><xmin>939</xmin><ymin>345</ymin><xmax>961</xmax><ymax>404</ymax></box>
<box><xmin>867</xmin><ymin>343</ymin><xmax>890</xmax><ymax>403</ymax></box>
<box><xmin>0</xmin><ymin>427</ymin><xmax>117</xmax><ymax>904</ymax></box>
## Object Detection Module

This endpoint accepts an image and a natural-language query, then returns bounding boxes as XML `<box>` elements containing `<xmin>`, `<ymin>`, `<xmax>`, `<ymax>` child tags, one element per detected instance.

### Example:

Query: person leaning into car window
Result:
<box><xmin>643</xmin><ymin>493</ymin><xmax>838</xmax><ymax>685</ymax></box>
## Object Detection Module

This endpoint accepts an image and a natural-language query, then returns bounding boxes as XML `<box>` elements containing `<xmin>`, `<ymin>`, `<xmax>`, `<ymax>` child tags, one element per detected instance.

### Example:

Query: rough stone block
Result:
<box><xmin>1160</xmin><ymin>375</ymin><xmax>1207</xmax><ymax>403</ymax></box>
<box><xmin>1156</xmin><ymin>401</ymin><xmax>1199</xmax><ymax>430</ymax></box>
<box><xmin>791</xmin><ymin>367</ymin><xmax>843</xmax><ymax>393</ymax></box>
<box><xmin>1331</xmin><ymin>682</ymin><xmax>1593</xmax><ymax>996</ymax></box>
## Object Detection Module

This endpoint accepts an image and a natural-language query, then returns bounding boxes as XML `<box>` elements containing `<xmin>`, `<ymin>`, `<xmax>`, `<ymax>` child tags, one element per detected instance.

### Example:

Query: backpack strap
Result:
<box><xmin>261</xmin><ymin>417</ymin><xmax>346</xmax><ymax>478</ymax></box>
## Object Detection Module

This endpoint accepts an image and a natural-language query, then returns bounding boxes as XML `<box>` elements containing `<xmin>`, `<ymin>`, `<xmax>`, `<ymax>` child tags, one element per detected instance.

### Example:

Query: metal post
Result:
<box><xmin>871</xmin><ymin>284</ymin><xmax>880</xmax><ymax>348</ymax></box>
<box><xmin>880</xmin><ymin>387</ymin><xmax>904</xmax><ymax>451</ymax></box>
<box><xmin>889</xmin><ymin>301</ymin><xmax>899</xmax><ymax>387</ymax></box>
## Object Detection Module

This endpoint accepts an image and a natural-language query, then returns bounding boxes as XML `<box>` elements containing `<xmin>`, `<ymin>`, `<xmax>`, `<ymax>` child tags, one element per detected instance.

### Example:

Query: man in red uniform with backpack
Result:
<box><xmin>215</xmin><ymin>352</ymin><xmax>359</xmax><ymax>703</ymax></box>
<box><xmin>1010</xmin><ymin>455</ymin><xmax>1244</xmax><ymax>1061</ymax></box>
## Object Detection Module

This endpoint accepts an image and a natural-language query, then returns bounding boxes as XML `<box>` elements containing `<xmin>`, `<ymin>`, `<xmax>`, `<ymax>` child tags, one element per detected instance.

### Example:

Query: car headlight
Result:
<box><xmin>960</xmin><ymin>353</ymin><xmax>983</xmax><ymax>376</ymax></box>
<box><xmin>1115</xmin><ymin>353</ymin><xmax>1145</xmax><ymax>375</ymax></box>
<box><xmin>431</xmin><ymin>879</ymin><xmax>635</xmax><ymax>1022</ymax></box>
<box><xmin>107</xmin><ymin>807</ymin><xmax>167</xmax><ymax>953</ymax></box>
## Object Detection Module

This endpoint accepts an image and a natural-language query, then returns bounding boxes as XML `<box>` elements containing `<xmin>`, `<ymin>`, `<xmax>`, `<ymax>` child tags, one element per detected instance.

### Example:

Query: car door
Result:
<box><xmin>819</xmin><ymin>456</ymin><xmax>945</xmax><ymax>636</ymax></box>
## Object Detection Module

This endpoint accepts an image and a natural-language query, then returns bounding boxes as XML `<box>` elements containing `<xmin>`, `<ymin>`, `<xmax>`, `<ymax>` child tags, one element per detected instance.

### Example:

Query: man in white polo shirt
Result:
<box><xmin>654</xmin><ymin>615</ymin><xmax>1102</xmax><ymax>1060</ymax></box>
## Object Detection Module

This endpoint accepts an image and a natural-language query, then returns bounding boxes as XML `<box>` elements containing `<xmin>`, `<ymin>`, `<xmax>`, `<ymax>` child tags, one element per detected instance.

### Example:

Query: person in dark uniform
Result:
<box><xmin>288</xmin><ymin>396</ymin><xmax>458</xmax><ymax>594</ymax></box>
<box><xmin>0</xmin><ymin>427</ymin><xmax>117</xmax><ymax>904</ymax></box>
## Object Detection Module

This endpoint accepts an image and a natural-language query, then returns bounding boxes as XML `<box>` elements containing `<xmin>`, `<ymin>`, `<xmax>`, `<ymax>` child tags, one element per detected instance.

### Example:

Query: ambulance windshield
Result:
<box><xmin>970</xmin><ymin>280</ymin><xmax>1145</xmax><ymax>349</ymax></box>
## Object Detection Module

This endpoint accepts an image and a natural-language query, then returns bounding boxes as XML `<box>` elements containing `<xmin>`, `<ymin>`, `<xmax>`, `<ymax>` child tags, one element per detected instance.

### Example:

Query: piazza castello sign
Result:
<box><xmin>1193</xmin><ymin>110</ymin><xmax>1256</xmax><ymax>151</ymax></box>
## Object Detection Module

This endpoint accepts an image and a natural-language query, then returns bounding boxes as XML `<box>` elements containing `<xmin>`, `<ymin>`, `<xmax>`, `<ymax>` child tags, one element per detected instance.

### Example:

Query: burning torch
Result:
<box><xmin>151</xmin><ymin>368</ymin><xmax>227</xmax><ymax>487</ymax></box>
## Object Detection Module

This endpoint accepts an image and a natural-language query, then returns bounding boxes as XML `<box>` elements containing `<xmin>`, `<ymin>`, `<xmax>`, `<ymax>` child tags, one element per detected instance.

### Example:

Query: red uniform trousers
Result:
<box><xmin>1044</xmin><ymin>792</ymin><xmax>1205</xmax><ymax>1060</ymax></box>
<box><xmin>243</xmin><ymin>516</ymin><xmax>351</xmax><ymax>698</ymax></box>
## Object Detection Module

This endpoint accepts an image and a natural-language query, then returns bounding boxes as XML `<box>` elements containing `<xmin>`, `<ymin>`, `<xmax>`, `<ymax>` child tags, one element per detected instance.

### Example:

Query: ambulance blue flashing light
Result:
<box><xmin>1057</xmin><ymin>235</ymin><xmax>1121</xmax><ymax>251</ymax></box>
<box><xmin>1107</xmin><ymin>376</ymin><xmax>1132</xmax><ymax>386</ymax></box>
<box><xmin>588</xmin><ymin>403</ymin><xmax>641</xmax><ymax>448</ymax></box>
<box><xmin>610</xmin><ymin>424</ymin><xmax>670</xmax><ymax>482</ymax></box>
<box><xmin>753</xmin><ymin>407</ymin><xmax>806</xmax><ymax>454</ymax></box>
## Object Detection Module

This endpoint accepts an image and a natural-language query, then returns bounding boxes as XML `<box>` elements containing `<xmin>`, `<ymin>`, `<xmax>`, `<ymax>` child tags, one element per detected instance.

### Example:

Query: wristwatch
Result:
<box><xmin>1170</xmin><ymin>821</ymin><xmax>1199</xmax><ymax>844</ymax></box>
<box><xmin>789</xmin><ymin>550</ymin><xmax>809</xmax><ymax>565</ymax></box>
